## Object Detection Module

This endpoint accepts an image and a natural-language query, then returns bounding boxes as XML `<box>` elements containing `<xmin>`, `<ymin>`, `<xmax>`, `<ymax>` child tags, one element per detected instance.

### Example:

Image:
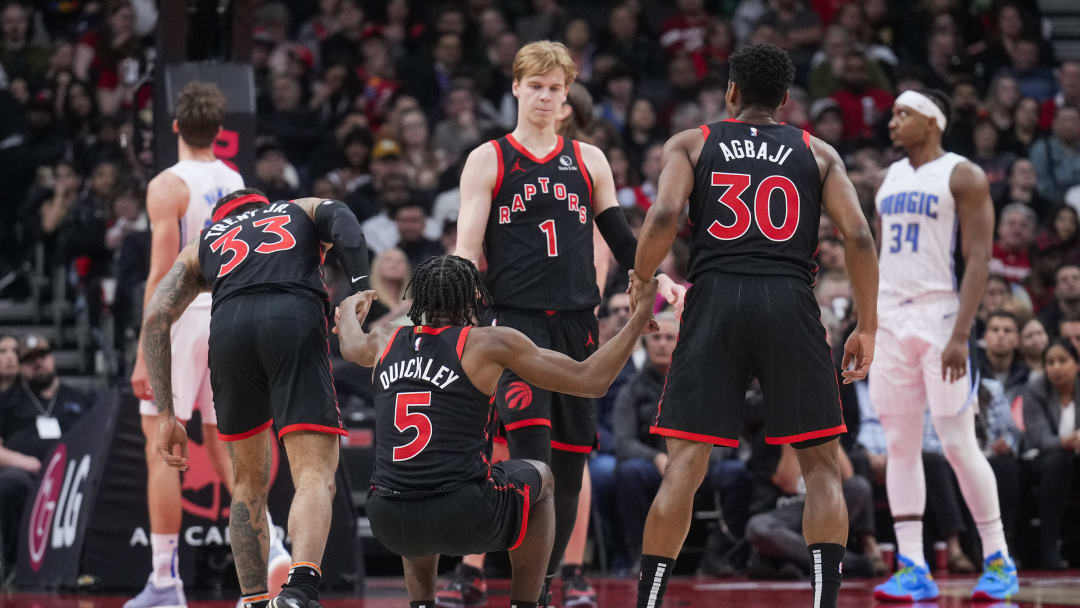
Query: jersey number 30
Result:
<box><xmin>708</xmin><ymin>172</ymin><xmax>800</xmax><ymax>242</ymax></box>
<box><xmin>393</xmin><ymin>392</ymin><xmax>433</xmax><ymax>461</ymax></box>
<box><xmin>209</xmin><ymin>215</ymin><xmax>297</xmax><ymax>277</ymax></box>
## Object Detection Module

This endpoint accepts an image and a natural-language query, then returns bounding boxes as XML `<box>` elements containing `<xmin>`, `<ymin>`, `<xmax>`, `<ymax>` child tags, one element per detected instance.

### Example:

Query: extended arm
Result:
<box><xmin>452</xmin><ymin>143</ymin><xmax>498</xmax><ymax>266</ymax></box>
<box><xmin>583</xmin><ymin>142</ymin><xmax>686</xmax><ymax>311</ymax></box>
<box><xmin>486</xmin><ymin>277</ymin><xmax>658</xmax><ymax>397</ymax></box>
<box><xmin>142</xmin><ymin>243</ymin><xmax>208</xmax><ymax>419</ymax></box>
<box><xmin>293</xmin><ymin>197</ymin><xmax>372</xmax><ymax>292</ymax></box>
<box><xmin>815</xmin><ymin>137</ymin><xmax>878</xmax><ymax>381</ymax></box>
<box><xmin>944</xmin><ymin>162</ymin><xmax>994</xmax><ymax>382</ymax></box>
<box><xmin>633</xmin><ymin>131</ymin><xmax>696</xmax><ymax>281</ymax></box>
<box><xmin>336</xmin><ymin>290</ymin><xmax>397</xmax><ymax>367</ymax></box>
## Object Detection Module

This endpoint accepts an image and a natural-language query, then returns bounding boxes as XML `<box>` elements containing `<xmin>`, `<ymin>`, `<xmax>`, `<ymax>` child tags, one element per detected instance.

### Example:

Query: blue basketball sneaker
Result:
<box><xmin>971</xmin><ymin>551</ymin><xmax>1019</xmax><ymax>601</ymax></box>
<box><xmin>873</xmin><ymin>555</ymin><xmax>940</xmax><ymax>602</ymax></box>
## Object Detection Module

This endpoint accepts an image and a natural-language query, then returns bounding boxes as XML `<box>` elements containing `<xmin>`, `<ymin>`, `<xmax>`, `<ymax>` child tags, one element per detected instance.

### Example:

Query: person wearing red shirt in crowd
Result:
<box><xmin>831</xmin><ymin>50</ymin><xmax>894</xmax><ymax>143</ymax></box>
<box><xmin>659</xmin><ymin>0</ymin><xmax>709</xmax><ymax>57</ymax></box>
<box><xmin>74</xmin><ymin>0</ymin><xmax>144</xmax><ymax>115</ymax></box>
<box><xmin>1040</xmin><ymin>61</ymin><xmax>1080</xmax><ymax>130</ymax></box>
<box><xmin>990</xmin><ymin>203</ymin><xmax>1037</xmax><ymax>285</ymax></box>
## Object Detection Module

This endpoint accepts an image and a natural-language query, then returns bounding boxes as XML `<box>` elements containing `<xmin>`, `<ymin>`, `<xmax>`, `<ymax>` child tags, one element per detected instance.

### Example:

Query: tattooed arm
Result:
<box><xmin>142</xmin><ymin>242</ymin><xmax>208</xmax><ymax>469</ymax></box>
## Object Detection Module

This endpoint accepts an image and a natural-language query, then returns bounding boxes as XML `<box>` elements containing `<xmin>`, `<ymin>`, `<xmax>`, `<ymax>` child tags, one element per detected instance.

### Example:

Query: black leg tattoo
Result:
<box><xmin>231</xmin><ymin>498</ymin><xmax>269</xmax><ymax>591</ymax></box>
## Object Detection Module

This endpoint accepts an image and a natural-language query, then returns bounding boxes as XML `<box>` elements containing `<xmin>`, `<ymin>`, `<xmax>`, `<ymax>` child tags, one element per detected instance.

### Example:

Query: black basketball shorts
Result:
<box><xmin>208</xmin><ymin>291</ymin><xmax>346</xmax><ymax>441</ymax></box>
<box><xmin>366</xmin><ymin>459</ymin><xmax>543</xmax><ymax>558</ymax></box>
<box><xmin>490</xmin><ymin>307</ymin><xmax>599</xmax><ymax>453</ymax></box>
<box><xmin>654</xmin><ymin>272</ymin><xmax>846</xmax><ymax>447</ymax></box>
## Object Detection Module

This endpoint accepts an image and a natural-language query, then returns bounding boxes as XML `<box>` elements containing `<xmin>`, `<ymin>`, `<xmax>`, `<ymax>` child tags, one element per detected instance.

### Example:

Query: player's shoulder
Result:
<box><xmin>948</xmin><ymin>156</ymin><xmax>989</xmax><ymax>192</ymax></box>
<box><xmin>147</xmin><ymin>170</ymin><xmax>188</xmax><ymax>210</ymax></box>
<box><xmin>466</xmin><ymin>139</ymin><xmax>501</xmax><ymax>162</ymax></box>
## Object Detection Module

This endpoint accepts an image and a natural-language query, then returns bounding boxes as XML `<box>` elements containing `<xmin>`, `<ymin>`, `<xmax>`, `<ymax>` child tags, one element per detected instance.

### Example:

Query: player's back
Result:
<box><xmin>168</xmin><ymin>159</ymin><xmax>246</xmax><ymax>247</ymax></box>
<box><xmin>197</xmin><ymin>201</ymin><xmax>328</xmax><ymax>311</ymax></box>
<box><xmin>687</xmin><ymin>120</ymin><xmax>822</xmax><ymax>283</ymax></box>
<box><xmin>875</xmin><ymin>152</ymin><xmax>967</xmax><ymax>304</ymax></box>
<box><xmin>370</xmin><ymin>325</ymin><xmax>495</xmax><ymax>497</ymax></box>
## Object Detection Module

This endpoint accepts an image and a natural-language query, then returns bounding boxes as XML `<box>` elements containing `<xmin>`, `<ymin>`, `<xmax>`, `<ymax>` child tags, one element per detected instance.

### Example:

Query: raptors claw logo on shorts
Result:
<box><xmin>505</xmin><ymin>381</ymin><xmax>533</xmax><ymax>410</ymax></box>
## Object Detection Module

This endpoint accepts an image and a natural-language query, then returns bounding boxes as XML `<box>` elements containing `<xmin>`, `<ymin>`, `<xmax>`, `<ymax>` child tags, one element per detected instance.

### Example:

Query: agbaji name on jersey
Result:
<box><xmin>497</xmin><ymin>176</ymin><xmax>589</xmax><ymax>225</ymax></box>
<box><xmin>716</xmin><ymin>137</ymin><xmax>795</xmax><ymax>166</ymax></box>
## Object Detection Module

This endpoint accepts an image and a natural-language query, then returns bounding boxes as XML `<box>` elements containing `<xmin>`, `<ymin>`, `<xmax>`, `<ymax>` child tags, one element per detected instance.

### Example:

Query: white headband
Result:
<box><xmin>895</xmin><ymin>90</ymin><xmax>948</xmax><ymax>132</ymax></box>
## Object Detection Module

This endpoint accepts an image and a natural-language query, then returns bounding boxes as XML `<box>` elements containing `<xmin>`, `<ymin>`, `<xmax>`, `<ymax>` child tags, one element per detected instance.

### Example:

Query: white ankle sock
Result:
<box><xmin>975</xmin><ymin>517</ymin><xmax>1009</xmax><ymax>560</ymax></box>
<box><xmin>151</xmin><ymin>533</ymin><xmax>179</xmax><ymax>586</ymax></box>
<box><xmin>894</xmin><ymin>521</ymin><xmax>926</xmax><ymax>568</ymax></box>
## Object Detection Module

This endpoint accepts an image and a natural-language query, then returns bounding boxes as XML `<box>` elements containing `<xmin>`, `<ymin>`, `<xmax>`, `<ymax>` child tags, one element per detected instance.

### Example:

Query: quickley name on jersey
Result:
<box><xmin>687</xmin><ymin>120</ymin><xmax>823</xmax><ymax>283</ymax></box>
<box><xmin>484</xmin><ymin>134</ymin><xmax>599</xmax><ymax>312</ymax></box>
<box><xmin>874</xmin><ymin>152</ymin><xmax>967</xmax><ymax>302</ymax></box>
<box><xmin>377</xmin><ymin>355</ymin><xmax>462</xmax><ymax>391</ymax></box>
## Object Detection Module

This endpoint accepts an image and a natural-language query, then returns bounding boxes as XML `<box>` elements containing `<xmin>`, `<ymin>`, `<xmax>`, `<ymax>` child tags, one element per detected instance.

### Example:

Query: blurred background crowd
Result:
<box><xmin>2</xmin><ymin>0</ymin><xmax>1080</xmax><ymax>583</ymax></box>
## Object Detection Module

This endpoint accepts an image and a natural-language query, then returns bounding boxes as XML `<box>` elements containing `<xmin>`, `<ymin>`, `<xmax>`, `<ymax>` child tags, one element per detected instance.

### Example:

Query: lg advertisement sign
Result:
<box><xmin>18</xmin><ymin>393</ymin><xmax>359</xmax><ymax>592</ymax></box>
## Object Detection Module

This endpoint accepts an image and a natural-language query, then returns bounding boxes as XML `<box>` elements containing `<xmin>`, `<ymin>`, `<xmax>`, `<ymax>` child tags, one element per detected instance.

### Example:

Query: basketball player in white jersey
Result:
<box><xmin>870</xmin><ymin>89</ymin><xmax>1019</xmax><ymax>602</ymax></box>
<box><xmin>126</xmin><ymin>82</ymin><xmax>289</xmax><ymax>608</ymax></box>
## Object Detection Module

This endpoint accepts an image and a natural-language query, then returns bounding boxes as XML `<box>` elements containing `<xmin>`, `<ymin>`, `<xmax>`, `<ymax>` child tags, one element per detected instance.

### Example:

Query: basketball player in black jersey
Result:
<box><xmin>141</xmin><ymin>190</ymin><xmax>371</xmax><ymax>608</ymax></box>
<box><xmin>630</xmin><ymin>45</ymin><xmax>880</xmax><ymax>608</ymax></box>
<box><xmin>451</xmin><ymin>40</ymin><xmax>684</xmax><ymax>606</ymax></box>
<box><xmin>334</xmin><ymin>256</ymin><xmax>658</xmax><ymax>608</ymax></box>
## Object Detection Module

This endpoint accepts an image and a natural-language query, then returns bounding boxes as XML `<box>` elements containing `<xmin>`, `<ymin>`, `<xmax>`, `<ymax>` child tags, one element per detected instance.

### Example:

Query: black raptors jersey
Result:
<box><xmin>370</xmin><ymin>325</ymin><xmax>496</xmax><ymax>497</ymax></box>
<box><xmin>198</xmin><ymin>201</ymin><xmax>328</xmax><ymax>310</ymax></box>
<box><xmin>484</xmin><ymin>134</ymin><xmax>599</xmax><ymax>311</ymax></box>
<box><xmin>687</xmin><ymin>120</ymin><xmax>823</xmax><ymax>283</ymax></box>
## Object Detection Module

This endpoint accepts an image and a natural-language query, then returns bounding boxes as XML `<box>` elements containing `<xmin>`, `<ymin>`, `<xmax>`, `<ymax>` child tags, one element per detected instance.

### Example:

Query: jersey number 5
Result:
<box><xmin>209</xmin><ymin>215</ymin><xmax>297</xmax><ymax>277</ymax></box>
<box><xmin>393</xmin><ymin>391</ymin><xmax>433</xmax><ymax>461</ymax></box>
<box><xmin>708</xmin><ymin>172</ymin><xmax>800</xmax><ymax>242</ymax></box>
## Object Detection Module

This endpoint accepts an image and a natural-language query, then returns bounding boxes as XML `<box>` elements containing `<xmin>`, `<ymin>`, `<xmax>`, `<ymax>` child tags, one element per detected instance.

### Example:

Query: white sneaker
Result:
<box><xmin>124</xmin><ymin>575</ymin><xmax>186</xmax><ymax>608</ymax></box>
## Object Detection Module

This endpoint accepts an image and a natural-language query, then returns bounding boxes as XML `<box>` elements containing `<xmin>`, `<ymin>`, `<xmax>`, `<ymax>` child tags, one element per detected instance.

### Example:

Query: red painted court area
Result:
<box><xmin>4</xmin><ymin>573</ymin><xmax>1080</xmax><ymax>608</ymax></box>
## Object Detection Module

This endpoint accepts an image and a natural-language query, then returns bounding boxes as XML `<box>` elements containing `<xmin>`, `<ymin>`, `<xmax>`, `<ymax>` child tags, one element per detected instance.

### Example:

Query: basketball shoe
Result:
<box><xmin>873</xmin><ymin>555</ymin><xmax>939</xmax><ymax>602</ymax></box>
<box><xmin>124</xmin><ymin>575</ymin><xmax>187</xmax><ymax>608</ymax></box>
<box><xmin>971</xmin><ymin>551</ymin><xmax>1019</xmax><ymax>601</ymax></box>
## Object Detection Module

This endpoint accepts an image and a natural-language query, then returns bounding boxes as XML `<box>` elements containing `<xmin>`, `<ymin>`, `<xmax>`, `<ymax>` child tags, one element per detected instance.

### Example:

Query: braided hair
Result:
<box><xmin>405</xmin><ymin>255</ymin><xmax>490</xmax><ymax>326</ymax></box>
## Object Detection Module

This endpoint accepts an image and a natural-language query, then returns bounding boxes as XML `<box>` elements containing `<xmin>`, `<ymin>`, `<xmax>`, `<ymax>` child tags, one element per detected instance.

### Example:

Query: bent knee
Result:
<box><xmin>524</xmin><ymin>459</ymin><xmax>554</xmax><ymax>501</ymax></box>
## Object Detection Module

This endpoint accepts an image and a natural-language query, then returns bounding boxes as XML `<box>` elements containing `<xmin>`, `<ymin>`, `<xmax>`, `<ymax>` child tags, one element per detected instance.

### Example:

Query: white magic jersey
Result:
<box><xmin>875</xmin><ymin>152</ymin><xmax>967</xmax><ymax>304</ymax></box>
<box><xmin>165</xmin><ymin>159</ymin><xmax>244</xmax><ymax>308</ymax></box>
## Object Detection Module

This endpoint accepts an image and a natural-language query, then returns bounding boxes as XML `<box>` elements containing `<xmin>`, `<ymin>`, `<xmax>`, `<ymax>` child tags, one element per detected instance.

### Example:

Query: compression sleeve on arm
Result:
<box><xmin>314</xmin><ymin>199</ymin><xmax>371</xmax><ymax>292</ymax></box>
<box><xmin>595</xmin><ymin>206</ymin><xmax>638</xmax><ymax>271</ymax></box>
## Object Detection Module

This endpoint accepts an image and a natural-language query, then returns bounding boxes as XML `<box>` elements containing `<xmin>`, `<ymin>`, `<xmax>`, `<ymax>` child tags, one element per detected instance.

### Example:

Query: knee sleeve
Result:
<box><xmin>547</xmin><ymin>450</ymin><xmax>588</xmax><ymax>574</ymax></box>
<box><xmin>881</xmin><ymin>412</ymin><xmax>927</xmax><ymax>517</ymax></box>
<box><xmin>931</xmin><ymin>413</ymin><xmax>1000</xmax><ymax>524</ymax></box>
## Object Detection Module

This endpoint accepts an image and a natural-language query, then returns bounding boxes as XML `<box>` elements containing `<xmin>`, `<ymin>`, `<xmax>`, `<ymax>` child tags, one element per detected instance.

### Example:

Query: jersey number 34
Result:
<box><xmin>209</xmin><ymin>215</ymin><xmax>297</xmax><ymax>277</ymax></box>
<box><xmin>708</xmin><ymin>172</ymin><xmax>800</xmax><ymax>242</ymax></box>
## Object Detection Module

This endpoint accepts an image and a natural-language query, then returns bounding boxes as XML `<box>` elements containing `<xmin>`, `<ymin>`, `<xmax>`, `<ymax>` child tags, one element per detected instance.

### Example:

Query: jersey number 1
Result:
<box><xmin>708</xmin><ymin>172</ymin><xmax>800</xmax><ymax>242</ymax></box>
<box><xmin>209</xmin><ymin>215</ymin><xmax>297</xmax><ymax>277</ymax></box>
<box><xmin>393</xmin><ymin>391</ymin><xmax>433</xmax><ymax>461</ymax></box>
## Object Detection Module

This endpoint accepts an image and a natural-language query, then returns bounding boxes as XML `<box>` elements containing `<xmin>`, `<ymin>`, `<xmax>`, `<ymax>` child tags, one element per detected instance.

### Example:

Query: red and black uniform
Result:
<box><xmin>197</xmin><ymin>201</ymin><xmax>345</xmax><ymax>440</ymax></box>
<box><xmin>655</xmin><ymin>121</ymin><xmax>845</xmax><ymax>447</ymax></box>
<box><xmin>485</xmin><ymin>134</ymin><xmax>600</xmax><ymax>452</ymax></box>
<box><xmin>366</xmin><ymin>325</ymin><xmax>541</xmax><ymax>558</ymax></box>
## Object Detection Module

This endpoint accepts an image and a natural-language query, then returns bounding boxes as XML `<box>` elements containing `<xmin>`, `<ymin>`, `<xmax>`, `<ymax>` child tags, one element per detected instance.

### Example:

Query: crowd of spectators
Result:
<box><xmin>1</xmin><ymin>0</ymin><xmax>1080</xmax><ymax>578</ymax></box>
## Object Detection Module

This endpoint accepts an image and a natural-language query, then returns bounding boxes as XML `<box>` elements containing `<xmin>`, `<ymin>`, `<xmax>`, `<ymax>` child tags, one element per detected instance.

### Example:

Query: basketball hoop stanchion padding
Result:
<box><xmin>153</xmin><ymin>63</ymin><xmax>256</xmax><ymax>179</ymax></box>
<box><xmin>17</xmin><ymin>391</ymin><xmax>363</xmax><ymax>594</ymax></box>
